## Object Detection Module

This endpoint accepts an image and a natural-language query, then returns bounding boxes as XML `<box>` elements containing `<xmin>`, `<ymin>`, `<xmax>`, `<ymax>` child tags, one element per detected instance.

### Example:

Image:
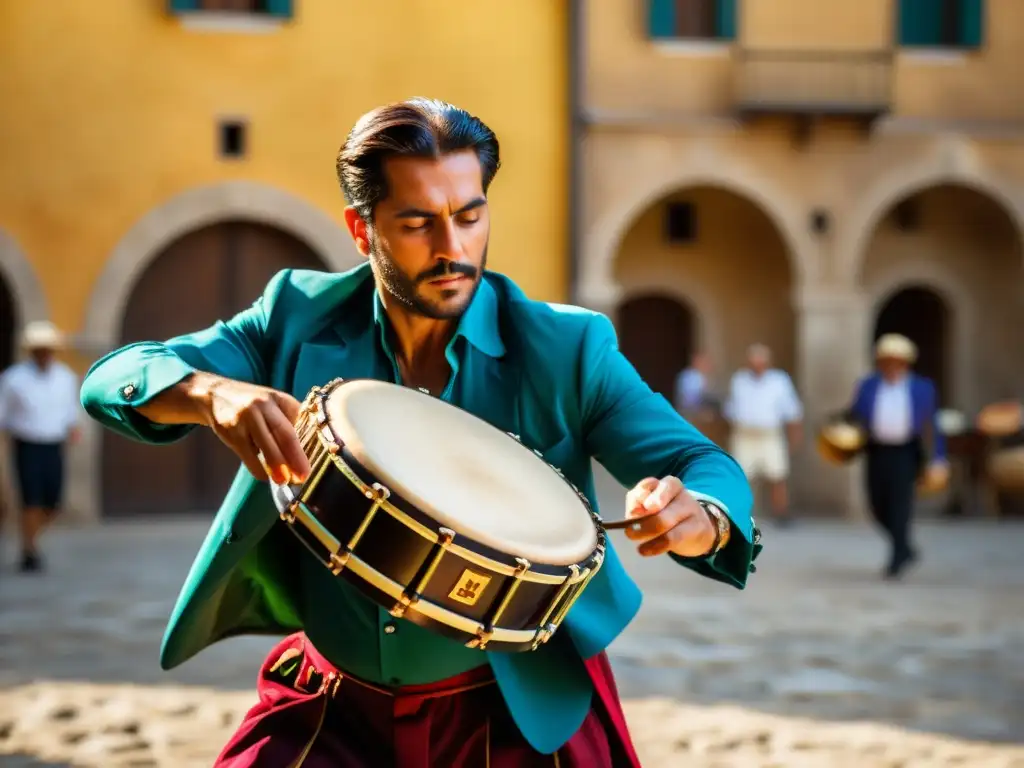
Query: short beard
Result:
<box><xmin>368</xmin><ymin>230</ymin><xmax>486</xmax><ymax>320</ymax></box>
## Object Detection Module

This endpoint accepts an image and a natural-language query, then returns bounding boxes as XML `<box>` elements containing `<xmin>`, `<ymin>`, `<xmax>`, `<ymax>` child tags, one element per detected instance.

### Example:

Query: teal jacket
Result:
<box><xmin>80</xmin><ymin>264</ymin><xmax>758</xmax><ymax>753</ymax></box>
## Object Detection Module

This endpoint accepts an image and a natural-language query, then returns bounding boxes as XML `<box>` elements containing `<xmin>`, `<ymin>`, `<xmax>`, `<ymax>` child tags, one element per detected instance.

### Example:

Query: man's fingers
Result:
<box><xmin>247</xmin><ymin>410</ymin><xmax>290</xmax><ymax>485</ymax></box>
<box><xmin>272</xmin><ymin>391</ymin><xmax>304</xmax><ymax>426</ymax></box>
<box><xmin>638</xmin><ymin>515</ymin><xmax>705</xmax><ymax>557</ymax></box>
<box><xmin>262</xmin><ymin>404</ymin><xmax>311</xmax><ymax>483</ymax></box>
<box><xmin>623</xmin><ymin>505</ymin><xmax>688</xmax><ymax>544</ymax></box>
<box><xmin>625</xmin><ymin>477</ymin><xmax>660</xmax><ymax>518</ymax></box>
<box><xmin>641</xmin><ymin>476</ymin><xmax>684</xmax><ymax>512</ymax></box>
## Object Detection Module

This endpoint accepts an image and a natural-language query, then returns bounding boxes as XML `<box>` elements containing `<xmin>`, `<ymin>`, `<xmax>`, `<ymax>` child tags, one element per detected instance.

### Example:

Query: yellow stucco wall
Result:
<box><xmin>586</xmin><ymin>0</ymin><xmax>1024</xmax><ymax>121</ymax></box>
<box><xmin>0</xmin><ymin>0</ymin><xmax>569</xmax><ymax>340</ymax></box>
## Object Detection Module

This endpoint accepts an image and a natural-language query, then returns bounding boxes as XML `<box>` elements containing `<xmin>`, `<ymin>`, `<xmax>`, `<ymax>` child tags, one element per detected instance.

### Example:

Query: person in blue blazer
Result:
<box><xmin>846</xmin><ymin>333</ymin><xmax>947</xmax><ymax>579</ymax></box>
<box><xmin>80</xmin><ymin>98</ymin><xmax>759</xmax><ymax>767</ymax></box>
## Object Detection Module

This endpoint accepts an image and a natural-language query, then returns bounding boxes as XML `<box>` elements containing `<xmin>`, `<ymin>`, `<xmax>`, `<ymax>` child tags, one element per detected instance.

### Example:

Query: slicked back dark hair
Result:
<box><xmin>336</xmin><ymin>98</ymin><xmax>501</xmax><ymax>222</ymax></box>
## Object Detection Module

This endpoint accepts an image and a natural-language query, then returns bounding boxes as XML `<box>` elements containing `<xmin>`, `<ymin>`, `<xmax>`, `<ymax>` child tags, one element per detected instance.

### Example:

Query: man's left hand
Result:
<box><xmin>623</xmin><ymin>476</ymin><xmax>716</xmax><ymax>557</ymax></box>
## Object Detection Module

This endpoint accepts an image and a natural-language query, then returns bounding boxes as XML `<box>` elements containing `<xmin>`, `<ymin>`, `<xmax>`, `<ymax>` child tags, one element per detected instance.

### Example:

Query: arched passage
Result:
<box><xmin>101</xmin><ymin>221</ymin><xmax>326</xmax><ymax>517</ymax></box>
<box><xmin>860</xmin><ymin>184</ymin><xmax>1024</xmax><ymax>411</ymax></box>
<box><xmin>612</xmin><ymin>186</ymin><xmax>796</xmax><ymax>391</ymax></box>
<box><xmin>874</xmin><ymin>286</ymin><xmax>952</xmax><ymax>405</ymax></box>
<box><xmin>0</xmin><ymin>272</ymin><xmax>15</xmax><ymax>372</ymax></box>
<box><xmin>617</xmin><ymin>294</ymin><xmax>696</xmax><ymax>404</ymax></box>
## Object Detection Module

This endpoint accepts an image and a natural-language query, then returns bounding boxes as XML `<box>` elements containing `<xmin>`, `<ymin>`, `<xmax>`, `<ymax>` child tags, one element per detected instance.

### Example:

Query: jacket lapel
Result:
<box><xmin>290</xmin><ymin>333</ymin><xmax>377</xmax><ymax>400</ymax></box>
<box><xmin>455</xmin><ymin>345</ymin><xmax>522</xmax><ymax>440</ymax></box>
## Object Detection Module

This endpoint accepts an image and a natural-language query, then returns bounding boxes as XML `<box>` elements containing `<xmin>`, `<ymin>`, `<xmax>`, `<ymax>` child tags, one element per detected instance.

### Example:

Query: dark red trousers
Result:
<box><xmin>213</xmin><ymin>632</ymin><xmax>641</xmax><ymax>767</ymax></box>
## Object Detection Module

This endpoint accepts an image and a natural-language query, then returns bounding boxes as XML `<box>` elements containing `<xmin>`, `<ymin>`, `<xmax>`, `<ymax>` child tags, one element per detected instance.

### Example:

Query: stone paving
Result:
<box><xmin>1</xmin><ymin>469</ymin><xmax>1023</xmax><ymax>766</ymax></box>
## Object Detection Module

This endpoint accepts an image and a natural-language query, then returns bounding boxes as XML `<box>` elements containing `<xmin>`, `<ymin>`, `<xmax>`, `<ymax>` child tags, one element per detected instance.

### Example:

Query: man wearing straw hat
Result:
<box><xmin>0</xmin><ymin>321</ymin><xmax>81</xmax><ymax>572</ymax></box>
<box><xmin>846</xmin><ymin>333</ymin><xmax>947</xmax><ymax>579</ymax></box>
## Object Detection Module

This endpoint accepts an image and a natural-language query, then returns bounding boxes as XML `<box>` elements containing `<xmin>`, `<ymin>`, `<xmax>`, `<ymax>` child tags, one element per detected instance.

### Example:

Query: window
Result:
<box><xmin>168</xmin><ymin>0</ymin><xmax>293</xmax><ymax>17</ymax></box>
<box><xmin>648</xmin><ymin>0</ymin><xmax>737</xmax><ymax>41</ymax></box>
<box><xmin>218</xmin><ymin>120</ymin><xmax>247</xmax><ymax>159</ymax></box>
<box><xmin>898</xmin><ymin>0</ymin><xmax>984</xmax><ymax>49</ymax></box>
<box><xmin>665</xmin><ymin>202</ymin><xmax>697</xmax><ymax>243</ymax></box>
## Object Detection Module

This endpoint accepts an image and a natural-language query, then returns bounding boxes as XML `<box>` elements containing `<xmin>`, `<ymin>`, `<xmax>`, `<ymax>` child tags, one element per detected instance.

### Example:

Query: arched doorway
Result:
<box><xmin>101</xmin><ymin>221</ymin><xmax>326</xmax><ymax>517</ymax></box>
<box><xmin>0</xmin><ymin>271</ymin><xmax>15</xmax><ymax>372</ymax></box>
<box><xmin>612</xmin><ymin>185</ymin><xmax>795</xmax><ymax>395</ymax></box>
<box><xmin>860</xmin><ymin>184</ymin><xmax>1024</xmax><ymax>411</ymax></box>
<box><xmin>874</xmin><ymin>286</ymin><xmax>951</xmax><ymax>405</ymax></box>
<box><xmin>617</xmin><ymin>294</ymin><xmax>696</xmax><ymax>404</ymax></box>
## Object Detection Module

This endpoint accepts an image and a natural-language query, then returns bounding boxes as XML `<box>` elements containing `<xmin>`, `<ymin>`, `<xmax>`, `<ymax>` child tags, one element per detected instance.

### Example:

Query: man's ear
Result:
<box><xmin>343</xmin><ymin>207</ymin><xmax>371</xmax><ymax>258</ymax></box>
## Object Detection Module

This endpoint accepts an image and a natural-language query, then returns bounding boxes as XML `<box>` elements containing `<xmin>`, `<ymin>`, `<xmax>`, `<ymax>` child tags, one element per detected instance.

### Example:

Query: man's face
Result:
<box><xmin>878</xmin><ymin>357</ymin><xmax>910</xmax><ymax>381</ymax></box>
<box><xmin>30</xmin><ymin>348</ymin><xmax>54</xmax><ymax>368</ymax></box>
<box><xmin>350</xmin><ymin>150</ymin><xmax>490</xmax><ymax>320</ymax></box>
<box><xmin>749</xmin><ymin>352</ymin><xmax>769</xmax><ymax>375</ymax></box>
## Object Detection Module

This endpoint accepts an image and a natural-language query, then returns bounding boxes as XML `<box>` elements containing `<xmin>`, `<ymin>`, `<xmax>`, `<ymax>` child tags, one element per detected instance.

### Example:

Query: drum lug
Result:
<box><xmin>328</xmin><ymin>550</ymin><xmax>350</xmax><ymax>576</ymax></box>
<box><xmin>280</xmin><ymin>502</ymin><xmax>297</xmax><ymax>525</ymax></box>
<box><xmin>506</xmin><ymin>432</ymin><xmax>522</xmax><ymax>442</ymax></box>
<box><xmin>364</xmin><ymin>482</ymin><xmax>391</xmax><ymax>501</ymax></box>
<box><xmin>466</xmin><ymin>626</ymin><xmax>495</xmax><ymax>651</ymax></box>
<box><xmin>530</xmin><ymin>624</ymin><xmax>555</xmax><ymax>651</ymax></box>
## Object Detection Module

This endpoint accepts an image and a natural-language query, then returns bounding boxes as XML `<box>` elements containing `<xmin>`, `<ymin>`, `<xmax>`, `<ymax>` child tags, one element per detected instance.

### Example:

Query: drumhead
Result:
<box><xmin>325</xmin><ymin>380</ymin><xmax>598</xmax><ymax>566</ymax></box>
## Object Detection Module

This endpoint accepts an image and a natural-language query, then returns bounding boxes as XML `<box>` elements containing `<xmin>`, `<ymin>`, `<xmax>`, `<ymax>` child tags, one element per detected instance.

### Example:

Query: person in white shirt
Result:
<box><xmin>725</xmin><ymin>344</ymin><xmax>803</xmax><ymax>525</ymax></box>
<box><xmin>0</xmin><ymin>321</ymin><xmax>81</xmax><ymax>573</ymax></box>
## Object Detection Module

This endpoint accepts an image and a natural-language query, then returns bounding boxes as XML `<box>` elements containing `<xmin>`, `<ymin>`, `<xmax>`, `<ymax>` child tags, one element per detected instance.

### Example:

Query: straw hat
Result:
<box><xmin>21</xmin><ymin>321</ymin><xmax>64</xmax><ymax>350</ymax></box>
<box><xmin>875</xmin><ymin>333</ymin><xmax>917</xmax><ymax>363</ymax></box>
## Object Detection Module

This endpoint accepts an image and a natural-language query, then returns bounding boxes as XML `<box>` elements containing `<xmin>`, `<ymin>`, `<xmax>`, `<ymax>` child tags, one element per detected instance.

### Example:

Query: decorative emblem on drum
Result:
<box><xmin>448</xmin><ymin>569</ymin><xmax>492</xmax><ymax>607</ymax></box>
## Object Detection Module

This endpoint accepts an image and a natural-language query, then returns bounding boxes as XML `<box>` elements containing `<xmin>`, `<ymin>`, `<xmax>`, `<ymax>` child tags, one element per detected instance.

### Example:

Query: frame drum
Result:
<box><xmin>271</xmin><ymin>379</ymin><xmax>606</xmax><ymax>652</ymax></box>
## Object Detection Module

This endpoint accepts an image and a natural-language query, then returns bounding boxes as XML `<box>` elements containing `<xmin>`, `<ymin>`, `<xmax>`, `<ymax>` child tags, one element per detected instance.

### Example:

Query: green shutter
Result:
<box><xmin>716</xmin><ymin>0</ymin><xmax>737</xmax><ymax>40</ymax></box>
<box><xmin>265</xmin><ymin>0</ymin><xmax>293</xmax><ymax>18</ymax></box>
<box><xmin>168</xmin><ymin>0</ymin><xmax>199</xmax><ymax>12</ymax></box>
<box><xmin>959</xmin><ymin>0</ymin><xmax>984</xmax><ymax>47</ymax></box>
<box><xmin>648</xmin><ymin>0</ymin><xmax>676</xmax><ymax>39</ymax></box>
<box><xmin>898</xmin><ymin>0</ymin><xmax>941</xmax><ymax>46</ymax></box>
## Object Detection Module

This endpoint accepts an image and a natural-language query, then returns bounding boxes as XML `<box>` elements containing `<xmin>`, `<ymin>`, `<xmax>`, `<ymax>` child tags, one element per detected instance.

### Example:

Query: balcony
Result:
<box><xmin>734</xmin><ymin>49</ymin><xmax>894</xmax><ymax>124</ymax></box>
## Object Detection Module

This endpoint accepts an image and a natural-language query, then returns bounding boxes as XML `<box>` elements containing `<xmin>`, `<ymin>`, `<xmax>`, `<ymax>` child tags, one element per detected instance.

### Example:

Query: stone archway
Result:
<box><xmin>73</xmin><ymin>182</ymin><xmax>358</xmax><ymax>522</ymax></box>
<box><xmin>0</xmin><ymin>229</ymin><xmax>50</xmax><ymax>349</ymax></box>
<box><xmin>839</xmin><ymin>158</ymin><xmax>1024</xmax><ymax>285</ymax></box>
<box><xmin>0</xmin><ymin>231</ymin><xmax>49</xmax><ymax>532</ymax></box>
<box><xmin>581</xmin><ymin>162</ymin><xmax>815</xmax><ymax>313</ymax></box>
<box><xmin>859</xmin><ymin>183</ymin><xmax>1024</xmax><ymax>414</ymax></box>
<box><xmin>611</xmin><ymin>185</ymin><xmax>797</xmax><ymax>379</ymax></box>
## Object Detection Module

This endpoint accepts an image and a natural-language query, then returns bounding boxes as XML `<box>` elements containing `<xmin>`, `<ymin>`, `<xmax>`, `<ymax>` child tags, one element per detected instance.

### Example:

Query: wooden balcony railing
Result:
<box><xmin>735</xmin><ymin>49</ymin><xmax>894</xmax><ymax>120</ymax></box>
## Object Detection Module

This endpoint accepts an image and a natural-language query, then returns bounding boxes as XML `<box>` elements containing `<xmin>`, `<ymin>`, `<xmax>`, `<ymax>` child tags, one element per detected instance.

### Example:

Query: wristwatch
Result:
<box><xmin>697</xmin><ymin>500</ymin><xmax>731</xmax><ymax>557</ymax></box>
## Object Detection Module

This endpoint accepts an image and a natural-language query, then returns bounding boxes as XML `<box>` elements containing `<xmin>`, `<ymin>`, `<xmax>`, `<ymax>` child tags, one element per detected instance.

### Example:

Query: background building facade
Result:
<box><xmin>0</xmin><ymin>0</ymin><xmax>570</xmax><ymax>521</ymax></box>
<box><xmin>580</xmin><ymin>0</ymin><xmax>1024</xmax><ymax>516</ymax></box>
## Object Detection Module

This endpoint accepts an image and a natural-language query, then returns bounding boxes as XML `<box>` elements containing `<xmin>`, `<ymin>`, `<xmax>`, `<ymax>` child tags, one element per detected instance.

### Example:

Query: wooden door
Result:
<box><xmin>617</xmin><ymin>295</ymin><xmax>696</xmax><ymax>405</ymax></box>
<box><xmin>102</xmin><ymin>221</ymin><xmax>326</xmax><ymax>517</ymax></box>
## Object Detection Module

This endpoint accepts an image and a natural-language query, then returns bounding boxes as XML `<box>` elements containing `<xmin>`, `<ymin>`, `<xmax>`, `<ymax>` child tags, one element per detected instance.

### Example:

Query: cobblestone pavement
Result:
<box><xmin>1</xmin><ymin>470</ymin><xmax>1023</xmax><ymax>766</ymax></box>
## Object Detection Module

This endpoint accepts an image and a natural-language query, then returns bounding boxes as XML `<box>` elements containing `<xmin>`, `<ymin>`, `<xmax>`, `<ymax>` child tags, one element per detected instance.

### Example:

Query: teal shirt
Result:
<box><xmin>300</xmin><ymin>291</ymin><xmax>487</xmax><ymax>686</ymax></box>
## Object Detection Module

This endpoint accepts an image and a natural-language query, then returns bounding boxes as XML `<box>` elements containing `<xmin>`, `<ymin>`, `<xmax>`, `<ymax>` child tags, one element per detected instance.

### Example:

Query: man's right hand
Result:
<box><xmin>136</xmin><ymin>372</ymin><xmax>311</xmax><ymax>486</ymax></box>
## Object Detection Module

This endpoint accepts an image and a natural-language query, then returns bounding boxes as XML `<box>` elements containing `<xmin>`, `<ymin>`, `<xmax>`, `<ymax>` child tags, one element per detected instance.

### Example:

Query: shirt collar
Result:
<box><xmin>372</xmin><ymin>275</ymin><xmax>505</xmax><ymax>359</ymax></box>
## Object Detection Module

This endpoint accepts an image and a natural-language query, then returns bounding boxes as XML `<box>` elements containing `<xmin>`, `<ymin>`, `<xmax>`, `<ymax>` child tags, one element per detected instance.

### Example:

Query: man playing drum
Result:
<box><xmin>81</xmin><ymin>99</ymin><xmax>759</xmax><ymax>767</ymax></box>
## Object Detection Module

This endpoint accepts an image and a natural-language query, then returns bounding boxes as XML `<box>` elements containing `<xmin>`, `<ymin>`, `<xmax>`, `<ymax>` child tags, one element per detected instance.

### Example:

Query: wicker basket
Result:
<box><xmin>988</xmin><ymin>446</ymin><xmax>1024</xmax><ymax>493</ymax></box>
<box><xmin>977</xmin><ymin>401</ymin><xmax>1023</xmax><ymax>438</ymax></box>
